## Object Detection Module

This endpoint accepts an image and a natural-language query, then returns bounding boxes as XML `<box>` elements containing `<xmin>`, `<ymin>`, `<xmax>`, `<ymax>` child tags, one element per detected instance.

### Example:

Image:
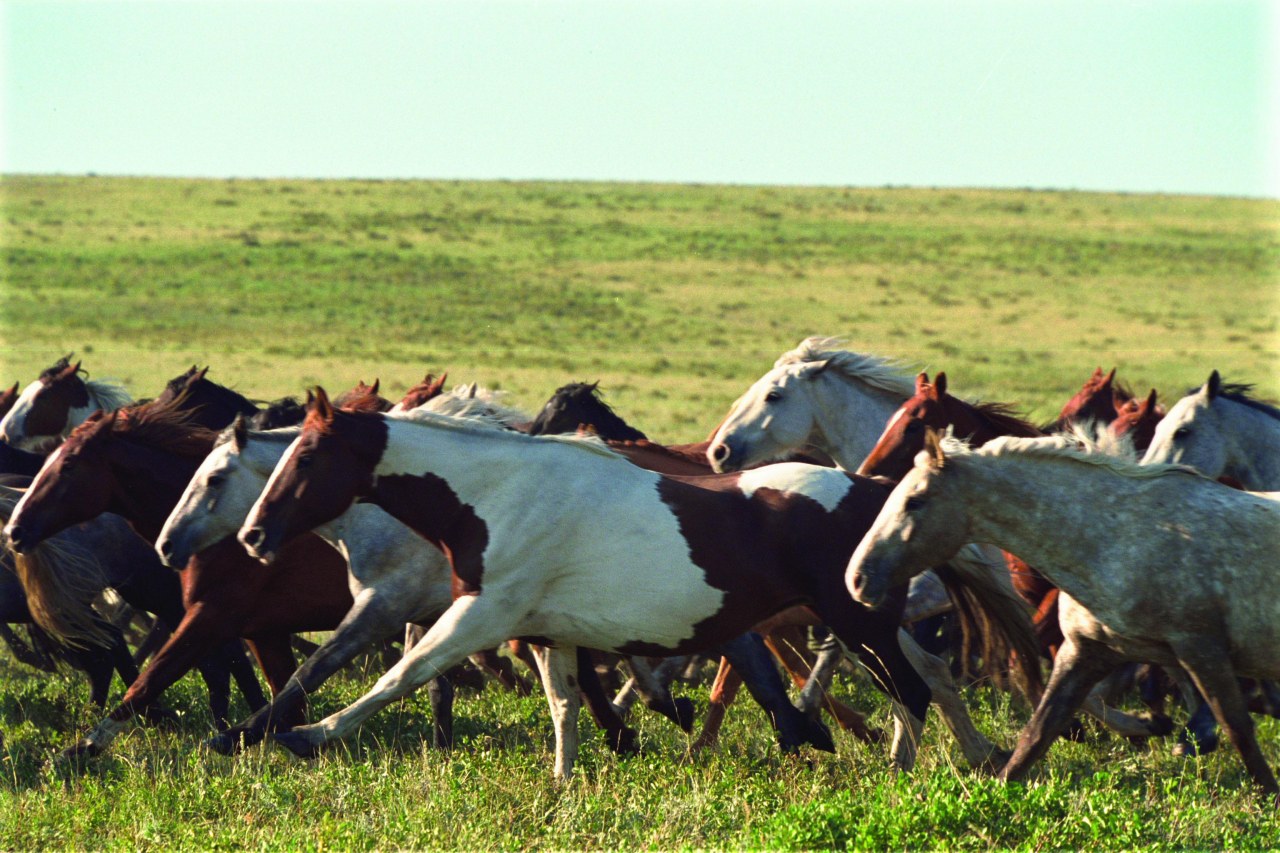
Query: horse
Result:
<box><xmin>237</xmin><ymin>388</ymin><xmax>1038</xmax><ymax>779</ymax></box>
<box><xmin>1039</xmin><ymin>366</ymin><xmax>1134</xmax><ymax>433</ymax></box>
<box><xmin>155</xmin><ymin>388</ymin><xmax>691</xmax><ymax>756</ymax></box>
<box><xmin>0</xmin><ymin>477</ymin><xmax>260</xmax><ymax>721</ymax></box>
<box><xmin>846</xmin><ymin>430</ymin><xmax>1280</xmax><ymax>800</ymax></box>
<box><xmin>0</xmin><ymin>357</ymin><xmax>134</xmax><ymax>452</ymax></box>
<box><xmin>154</xmin><ymin>366</ymin><xmax>260</xmax><ymax>430</ymax></box>
<box><xmin>1142</xmin><ymin>370</ymin><xmax>1280</xmax><ymax>489</ymax></box>
<box><xmin>529</xmin><ymin>379</ymin><xmax>896</xmax><ymax>746</ymax></box>
<box><xmin>0</xmin><ymin>383</ymin><xmax>19</xmax><ymax>420</ymax></box>
<box><xmin>2</xmin><ymin>396</ymin><xmax>353</xmax><ymax>759</ymax></box>
<box><xmin>1109</xmin><ymin>388</ymin><xmax>1164</xmax><ymax>453</ymax></box>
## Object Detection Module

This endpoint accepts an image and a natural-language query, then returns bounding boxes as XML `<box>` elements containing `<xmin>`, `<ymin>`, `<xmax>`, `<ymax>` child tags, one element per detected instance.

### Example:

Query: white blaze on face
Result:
<box><xmin>736</xmin><ymin>462</ymin><xmax>851</xmax><ymax>512</ymax></box>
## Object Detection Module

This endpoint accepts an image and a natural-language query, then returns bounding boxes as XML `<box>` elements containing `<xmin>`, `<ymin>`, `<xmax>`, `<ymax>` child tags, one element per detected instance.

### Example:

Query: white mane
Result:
<box><xmin>389</xmin><ymin>402</ymin><xmax>626</xmax><ymax>462</ymax></box>
<box><xmin>774</xmin><ymin>336</ymin><xmax>916</xmax><ymax>398</ymax></box>
<box><xmin>85</xmin><ymin>378</ymin><xmax>134</xmax><ymax>413</ymax></box>
<box><xmin>949</xmin><ymin>430</ymin><xmax>1204</xmax><ymax>481</ymax></box>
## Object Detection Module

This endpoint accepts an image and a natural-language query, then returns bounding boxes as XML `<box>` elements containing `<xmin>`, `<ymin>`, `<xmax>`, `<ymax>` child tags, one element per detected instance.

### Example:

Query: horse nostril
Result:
<box><xmin>713</xmin><ymin>443</ymin><xmax>730</xmax><ymax>463</ymax></box>
<box><xmin>5</xmin><ymin>525</ymin><xmax>24</xmax><ymax>551</ymax></box>
<box><xmin>852</xmin><ymin>572</ymin><xmax>866</xmax><ymax>593</ymax></box>
<box><xmin>241</xmin><ymin>527</ymin><xmax>265</xmax><ymax>549</ymax></box>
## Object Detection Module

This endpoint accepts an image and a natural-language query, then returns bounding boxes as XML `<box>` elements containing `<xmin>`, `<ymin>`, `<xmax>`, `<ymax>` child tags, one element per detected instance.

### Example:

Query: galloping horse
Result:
<box><xmin>238</xmin><ymin>389</ymin><xmax>1036</xmax><ymax>779</ymax></box>
<box><xmin>3</xmin><ymin>397</ymin><xmax>352</xmax><ymax>758</ymax></box>
<box><xmin>0</xmin><ymin>357</ymin><xmax>133</xmax><ymax>452</ymax></box>
<box><xmin>1109</xmin><ymin>388</ymin><xmax>1164</xmax><ymax>453</ymax></box>
<box><xmin>847</xmin><ymin>431</ymin><xmax>1280</xmax><ymax>800</ymax></box>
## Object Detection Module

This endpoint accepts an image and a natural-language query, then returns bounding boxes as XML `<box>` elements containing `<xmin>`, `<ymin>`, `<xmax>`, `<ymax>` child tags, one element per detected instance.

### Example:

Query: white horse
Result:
<box><xmin>0</xmin><ymin>357</ymin><xmax>132</xmax><ymax>452</ymax></box>
<box><xmin>846</xmin><ymin>430</ymin><xmax>1280</xmax><ymax>799</ymax></box>
<box><xmin>1142</xmin><ymin>370</ymin><xmax>1280</xmax><ymax>489</ymax></box>
<box><xmin>707</xmin><ymin>336</ymin><xmax>915</xmax><ymax>473</ymax></box>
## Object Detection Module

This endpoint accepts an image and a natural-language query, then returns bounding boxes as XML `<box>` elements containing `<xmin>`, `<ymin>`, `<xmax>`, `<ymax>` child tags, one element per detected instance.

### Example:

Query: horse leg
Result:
<box><xmin>1173</xmin><ymin>641</ymin><xmax>1280</xmax><ymax>799</ymax></box>
<box><xmin>470</xmin><ymin>647</ymin><xmax>534</xmax><ymax>696</ymax></box>
<box><xmin>61</xmin><ymin>602</ymin><xmax>247</xmax><ymax>760</ymax></box>
<box><xmin>1166</xmin><ymin>668</ymin><xmax>1219</xmax><ymax>756</ymax></box>
<box><xmin>271</xmin><ymin>594</ymin><xmax>515</xmax><ymax>759</ymax></box>
<box><xmin>209</xmin><ymin>590</ymin><xmax>405</xmax><ymax>754</ymax></box>
<box><xmin>532</xmin><ymin>645</ymin><xmax>583</xmax><ymax>781</ymax></box>
<box><xmin>1000</xmin><ymin>637</ymin><xmax>1123</xmax><ymax>783</ymax></box>
<box><xmin>766</xmin><ymin>628</ymin><xmax>882</xmax><ymax>744</ymax></box>
<box><xmin>425</xmin><ymin>673</ymin><xmax>455</xmax><ymax>750</ymax></box>
<box><xmin>130</xmin><ymin>618</ymin><xmax>171</xmax><ymax>666</ymax></box>
<box><xmin>620</xmin><ymin>655</ymin><xmax>695</xmax><ymax>732</ymax></box>
<box><xmin>895</xmin><ymin>628</ymin><xmax>1011</xmax><ymax>771</ymax></box>
<box><xmin>714</xmin><ymin>632</ymin><xmax>834</xmax><ymax>754</ymax></box>
<box><xmin>689</xmin><ymin>657</ymin><xmax>742</xmax><ymax>753</ymax></box>
<box><xmin>570</xmin><ymin>647</ymin><xmax>639</xmax><ymax>755</ymax></box>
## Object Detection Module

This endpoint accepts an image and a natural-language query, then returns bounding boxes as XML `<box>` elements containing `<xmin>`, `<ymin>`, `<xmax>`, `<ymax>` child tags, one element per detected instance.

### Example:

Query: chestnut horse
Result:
<box><xmin>4</xmin><ymin>397</ymin><xmax>354</xmax><ymax>758</ymax></box>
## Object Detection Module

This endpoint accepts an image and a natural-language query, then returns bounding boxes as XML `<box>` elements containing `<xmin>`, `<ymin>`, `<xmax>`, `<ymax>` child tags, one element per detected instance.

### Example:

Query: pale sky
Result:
<box><xmin>3</xmin><ymin>0</ymin><xmax>1277</xmax><ymax>196</ymax></box>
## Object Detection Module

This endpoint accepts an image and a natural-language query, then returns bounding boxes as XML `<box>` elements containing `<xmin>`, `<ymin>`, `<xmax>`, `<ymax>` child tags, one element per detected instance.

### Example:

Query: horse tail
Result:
<box><xmin>934</xmin><ymin>544</ymin><xmax>1044</xmax><ymax>700</ymax></box>
<box><xmin>11</xmin><ymin>536</ymin><xmax>114</xmax><ymax>651</ymax></box>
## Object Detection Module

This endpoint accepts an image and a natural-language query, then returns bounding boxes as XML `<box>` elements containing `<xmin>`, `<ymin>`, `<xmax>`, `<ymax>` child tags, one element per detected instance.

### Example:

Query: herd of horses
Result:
<box><xmin>0</xmin><ymin>338</ymin><xmax>1276</xmax><ymax>805</ymax></box>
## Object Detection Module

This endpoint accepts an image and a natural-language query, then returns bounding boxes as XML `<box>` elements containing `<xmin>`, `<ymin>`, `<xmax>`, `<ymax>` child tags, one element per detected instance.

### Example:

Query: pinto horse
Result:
<box><xmin>238</xmin><ymin>389</ymin><xmax>1037</xmax><ymax>779</ymax></box>
<box><xmin>848</xmin><ymin>431</ymin><xmax>1280</xmax><ymax>800</ymax></box>
<box><xmin>3</xmin><ymin>397</ymin><xmax>354</xmax><ymax>758</ymax></box>
<box><xmin>529</xmin><ymin>380</ymin><xmax>884</xmax><ymax>745</ymax></box>
<box><xmin>0</xmin><ymin>357</ymin><xmax>134</xmax><ymax>452</ymax></box>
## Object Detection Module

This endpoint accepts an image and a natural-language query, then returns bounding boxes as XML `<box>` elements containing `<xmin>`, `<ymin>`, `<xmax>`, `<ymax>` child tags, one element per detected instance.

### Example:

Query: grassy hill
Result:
<box><xmin>3</xmin><ymin>176</ymin><xmax>1276</xmax><ymax>437</ymax></box>
<box><xmin>1</xmin><ymin>175</ymin><xmax>1278</xmax><ymax>848</ymax></box>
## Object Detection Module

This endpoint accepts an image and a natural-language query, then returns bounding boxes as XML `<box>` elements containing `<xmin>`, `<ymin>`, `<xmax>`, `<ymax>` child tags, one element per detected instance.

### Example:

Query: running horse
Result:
<box><xmin>3</xmin><ymin>396</ymin><xmax>354</xmax><ymax>759</ymax></box>
<box><xmin>238</xmin><ymin>389</ymin><xmax>1038</xmax><ymax>779</ymax></box>
<box><xmin>848</xmin><ymin>431</ymin><xmax>1280</xmax><ymax>801</ymax></box>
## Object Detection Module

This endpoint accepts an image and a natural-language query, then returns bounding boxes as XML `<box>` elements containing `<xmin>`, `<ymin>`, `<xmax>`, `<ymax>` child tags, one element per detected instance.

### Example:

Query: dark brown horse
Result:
<box><xmin>4</xmin><ymin>397</ymin><xmax>355</xmax><ymax>758</ymax></box>
<box><xmin>1109</xmin><ymin>388</ymin><xmax>1164</xmax><ymax>453</ymax></box>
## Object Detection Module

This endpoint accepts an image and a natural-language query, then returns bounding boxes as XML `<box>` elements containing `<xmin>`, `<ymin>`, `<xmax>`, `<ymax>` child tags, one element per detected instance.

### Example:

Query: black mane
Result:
<box><xmin>529</xmin><ymin>382</ymin><xmax>648</xmax><ymax>441</ymax></box>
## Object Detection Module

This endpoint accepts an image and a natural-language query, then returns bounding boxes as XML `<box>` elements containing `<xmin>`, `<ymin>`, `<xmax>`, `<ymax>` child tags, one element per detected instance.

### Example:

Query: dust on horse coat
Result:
<box><xmin>1142</xmin><ymin>370</ymin><xmax>1280</xmax><ymax>490</ymax></box>
<box><xmin>2</xmin><ymin>399</ymin><xmax>350</xmax><ymax>758</ymax></box>
<box><xmin>0</xmin><ymin>357</ymin><xmax>133</xmax><ymax>452</ymax></box>
<box><xmin>847</xmin><ymin>432</ymin><xmax>1280</xmax><ymax>798</ymax></box>
<box><xmin>239</xmin><ymin>392</ymin><xmax>1034</xmax><ymax>779</ymax></box>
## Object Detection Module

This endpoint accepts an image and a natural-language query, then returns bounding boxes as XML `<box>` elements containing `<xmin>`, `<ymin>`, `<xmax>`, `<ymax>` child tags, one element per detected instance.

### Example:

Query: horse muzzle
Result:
<box><xmin>237</xmin><ymin>524</ymin><xmax>280</xmax><ymax>565</ymax></box>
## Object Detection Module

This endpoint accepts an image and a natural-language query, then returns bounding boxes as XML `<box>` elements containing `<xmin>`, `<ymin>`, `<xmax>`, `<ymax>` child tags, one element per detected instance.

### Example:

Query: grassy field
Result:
<box><xmin>1</xmin><ymin>175</ymin><xmax>1278</xmax><ymax>849</ymax></box>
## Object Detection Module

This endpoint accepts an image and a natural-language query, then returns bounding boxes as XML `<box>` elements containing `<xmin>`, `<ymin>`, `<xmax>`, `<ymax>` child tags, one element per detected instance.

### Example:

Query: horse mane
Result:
<box><xmin>0</xmin><ymin>486</ymin><xmax>114</xmax><ymax>649</ymax></box>
<box><xmin>78</xmin><ymin>396</ymin><xmax>220</xmax><ymax>458</ymax></box>
<box><xmin>38</xmin><ymin>356</ymin><xmax>79</xmax><ymax>383</ymax></box>
<box><xmin>966</xmin><ymin>400</ymin><xmax>1043</xmax><ymax>438</ymax></box>
<box><xmin>249</xmin><ymin>396</ymin><xmax>306</xmax><ymax>429</ymax></box>
<box><xmin>388</xmin><ymin>407</ymin><xmax>625</xmax><ymax>461</ymax></box>
<box><xmin>774</xmin><ymin>337</ymin><xmax>916</xmax><ymax>398</ymax></box>
<box><xmin>418</xmin><ymin>384</ymin><xmax>531</xmax><ymax>429</ymax></box>
<box><xmin>965</xmin><ymin>431</ymin><xmax>1201</xmax><ymax>481</ymax></box>
<box><xmin>1211</xmin><ymin>383</ymin><xmax>1280</xmax><ymax>424</ymax></box>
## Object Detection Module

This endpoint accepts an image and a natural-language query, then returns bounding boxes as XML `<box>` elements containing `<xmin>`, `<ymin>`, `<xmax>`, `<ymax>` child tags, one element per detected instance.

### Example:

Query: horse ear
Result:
<box><xmin>1143</xmin><ymin>388</ymin><xmax>1158</xmax><ymax>411</ymax></box>
<box><xmin>196</xmin><ymin>366</ymin><xmax>209</xmax><ymax>381</ymax></box>
<box><xmin>231</xmin><ymin>414</ymin><xmax>248</xmax><ymax>451</ymax></box>
<box><xmin>304</xmin><ymin>389</ymin><xmax>315</xmax><ymax>407</ymax></box>
<box><xmin>807</xmin><ymin>359</ymin><xmax>830</xmax><ymax>378</ymax></box>
<box><xmin>922</xmin><ymin>427</ymin><xmax>946</xmax><ymax>468</ymax></box>
<box><xmin>370</xmin><ymin>378</ymin><xmax>380</xmax><ymax>396</ymax></box>
<box><xmin>313</xmin><ymin>387</ymin><xmax>335</xmax><ymax>421</ymax></box>
<box><xmin>933</xmin><ymin>372</ymin><xmax>947</xmax><ymax>397</ymax></box>
<box><xmin>1103</xmin><ymin>367</ymin><xmax>1116</xmax><ymax>387</ymax></box>
<box><xmin>914</xmin><ymin>372</ymin><xmax>930</xmax><ymax>392</ymax></box>
<box><xmin>1205</xmin><ymin>370</ymin><xmax>1222</xmax><ymax>400</ymax></box>
<box><xmin>428</xmin><ymin>373</ymin><xmax>447</xmax><ymax>397</ymax></box>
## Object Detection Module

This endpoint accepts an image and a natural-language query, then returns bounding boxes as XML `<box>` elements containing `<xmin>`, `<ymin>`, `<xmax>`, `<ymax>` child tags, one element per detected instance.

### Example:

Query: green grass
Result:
<box><xmin>1</xmin><ymin>175</ymin><xmax>1278</xmax><ymax>848</ymax></box>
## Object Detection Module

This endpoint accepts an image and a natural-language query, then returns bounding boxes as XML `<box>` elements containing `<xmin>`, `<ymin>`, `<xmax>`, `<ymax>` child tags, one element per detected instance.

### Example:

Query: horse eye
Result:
<box><xmin>296</xmin><ymin>455</ymin><xmax>314</xmax><ymax>469</ymax></box>
<box><xmin>207</xmin><ymin>474</ymin><xmax>225</xmax><ymax>488</ymax></box>
<box><xmin>904</xmin><ymin>496</ymin><xmax>926</xmax><ymax>512</ymax></box>
<box><xmin>1174</xmin><ymin>427</ymin><xmax>1191</xmax><ymax>439</ymax></box>
<box><xmin>764</xmin><ymin>390</ymin><xmax>783</xmax><ymax>403</ymax></box>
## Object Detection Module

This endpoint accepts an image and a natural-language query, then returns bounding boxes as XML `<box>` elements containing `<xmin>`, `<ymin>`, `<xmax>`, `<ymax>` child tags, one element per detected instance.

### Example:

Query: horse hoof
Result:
<box><xmin>139</xmin><ymin>705</ymin><xmax>180</xmax><ymax>727</ymax></box>
<box><xmin>58</xmin><ymin>739</ymin><xmax>102</xmax><ymax>763</ymax></box>
<box><xmin>1173</xmin><ymin>732</ymin><xmax>1219</xmax><ymax>758</ymax></box>
<box><xmin>271</xmin><ymin>730</ymin><xmax>322</xmax><ymax>759</ymax></box>
<box><xmin>672</xmin><ymin>697</ymin><xmax>696</xmax><ymax>733</ymax></box>
<box><xmin>980</xmin><ymin>748</ymin><xmax>1013</xmax><ymax>775</ymax></box>
<box><xmin>806</xmin><ymin>718</ymin><xmax>836</xmax><ymax>754</ymax></box>
<box><xmin>1149</xmin><ymin>714</ymin><xmax>1176</xmax><ymax>738</ymax></box>
<box><xmin>607</xmin><ymin>726</ymin><xmax>640</xmax><ymax>757</ymax></box>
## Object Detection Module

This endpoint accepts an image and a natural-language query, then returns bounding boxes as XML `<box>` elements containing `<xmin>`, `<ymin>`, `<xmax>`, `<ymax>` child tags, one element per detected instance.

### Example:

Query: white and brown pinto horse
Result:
<box><xmin>238</xmin><ymin>390</ymin><xmax>1035</xmax><ymax>779</ymax></box>
<box><xmin>0</xmin><ymin>357</ymin><xmax>133</xmax><ymax>452</ymax></box>
<box><xmin>847</xmin><ymin>431</ymin><xmax>1280</xmax><ymax>801</ymax></box>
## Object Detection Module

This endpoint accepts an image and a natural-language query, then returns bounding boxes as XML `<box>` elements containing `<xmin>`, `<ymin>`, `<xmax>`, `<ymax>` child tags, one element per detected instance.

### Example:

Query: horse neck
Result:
<box><xmin>811</xmin><ymin>378</ymin><xmax>906</xmax><ymax>471</ymax></box>
<box><xmin>109</xmin><ymin>441</ymin><xmax>205</xmax><ymax>541</ymax></box>
<box><xmin>1218</xmin><ymin>400</ymin><xmax>1280</xmax><ymax>490</ymax></box>
<box><xmin>952</xmin><ymin>455</ymin><xmax>1130</xmax><ymax>606</ymax></box>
